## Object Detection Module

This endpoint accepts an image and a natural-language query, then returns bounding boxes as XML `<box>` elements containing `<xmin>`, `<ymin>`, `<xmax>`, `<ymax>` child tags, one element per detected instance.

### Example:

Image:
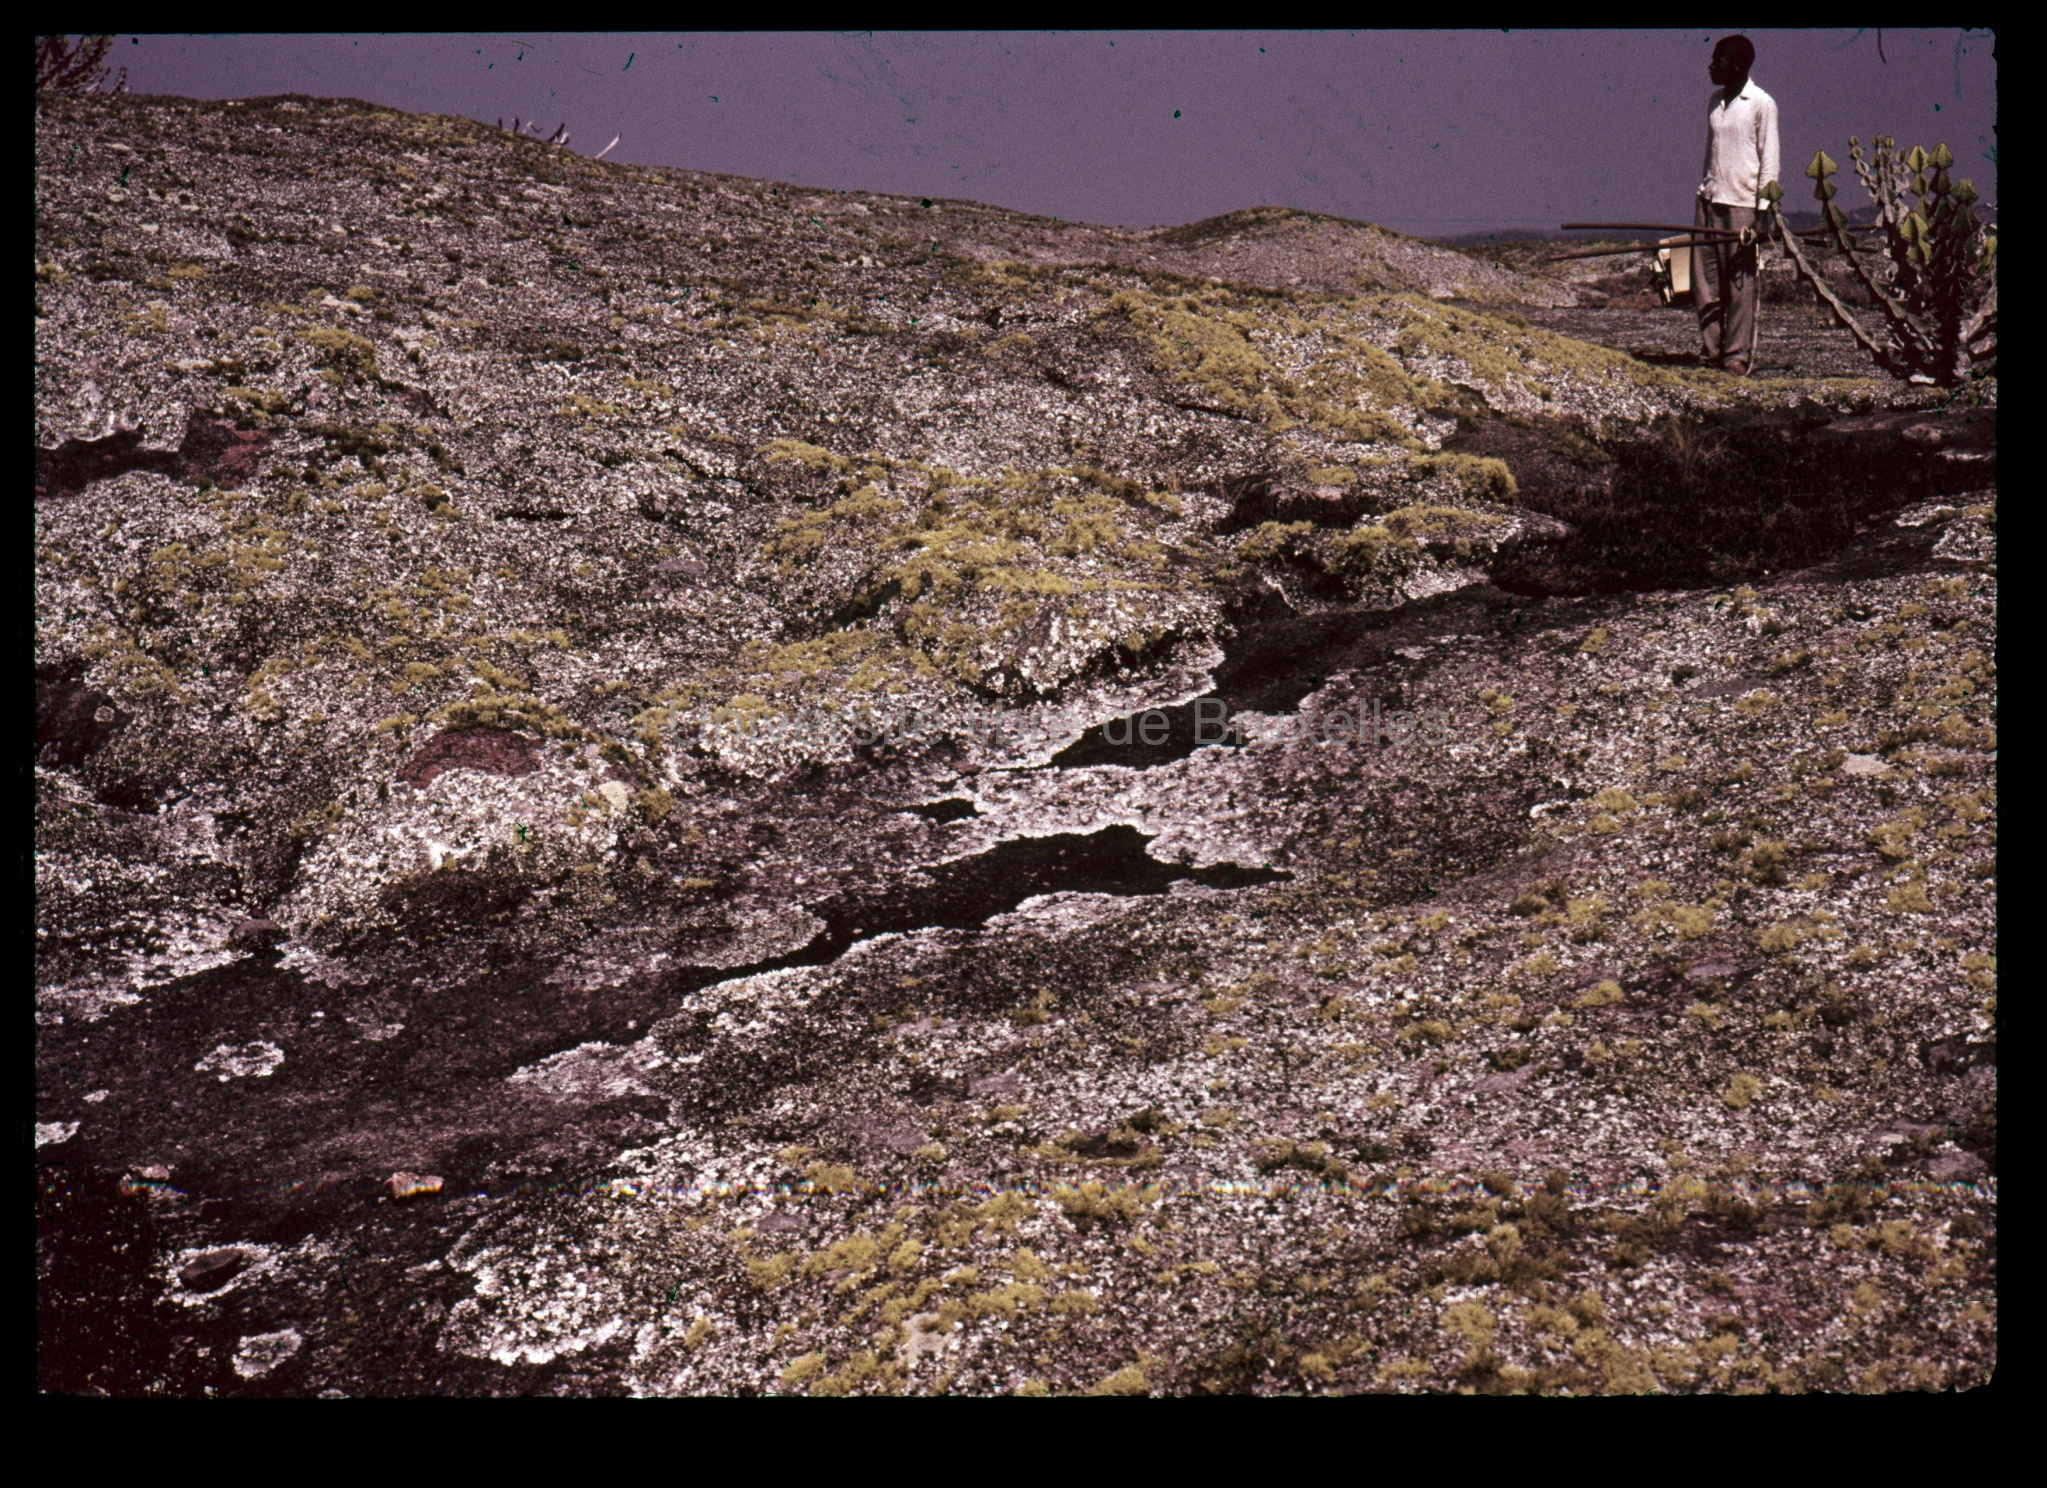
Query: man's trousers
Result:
<box><xmin>1693</xmin><ymin>198</ymin><xmax>1760</xmax><ymax>374</ymax></box>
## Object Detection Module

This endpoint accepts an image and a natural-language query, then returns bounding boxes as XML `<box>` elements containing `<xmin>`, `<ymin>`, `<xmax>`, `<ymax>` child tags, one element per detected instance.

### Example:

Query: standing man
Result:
<box><xmin>1695</xmin><ymin>35</ymin><xmax>1780</xmax><ymax>375</ymax></box>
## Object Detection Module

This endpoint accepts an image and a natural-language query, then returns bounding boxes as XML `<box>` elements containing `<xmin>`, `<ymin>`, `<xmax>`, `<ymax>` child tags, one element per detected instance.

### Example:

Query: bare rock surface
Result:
<box><xmin>37</xmin><ymin>92</ymin><xmax>1993</xmax><ymax>1395</ymax></box>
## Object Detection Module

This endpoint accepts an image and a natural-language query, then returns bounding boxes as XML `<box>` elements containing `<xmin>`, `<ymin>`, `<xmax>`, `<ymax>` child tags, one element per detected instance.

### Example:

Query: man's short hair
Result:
<box><xmin>1715</xmin><ymin>34</ymin><xmax>1756</xmax><ymax>71</ymax></box>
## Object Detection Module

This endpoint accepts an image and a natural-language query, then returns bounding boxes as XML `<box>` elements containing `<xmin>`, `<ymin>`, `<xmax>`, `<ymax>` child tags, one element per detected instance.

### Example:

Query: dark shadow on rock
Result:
<box><xmin>670</xmin><ymin>824</ymin><xmax>1291</xmax><ymax>1001</ymax></box>
<box><xmin>1459</xmin><ymin>404</ymin><xmax>1995</xmax><ymax>594</ymax></box>
<box><xmin>1215</xmin><ymin>470</ymin><xmax>1379</xmax><ymax>534</ymax></box>
<box><xmin>378</xmin><ymin>868</ymin><xmax>537</xmax><ymax>942</ymax></box>
<box><xmin>36</xmin><ymin>411</ymin><xmax>272</xmax><ymax>501</ymax></box>
<box><xmin>1049</xmin><ymin>585</ymin><xmax>1518</xmax><ymax>772</ymax></box>
<box><xmin>36</xmin><ymin>664</ymin><xmax>126</xmax><ymax>767</ymax></box>
<box><xmin>902</xmin><ymin>798</ymin><xmax>980</xmax><ymax>823</ymax></box>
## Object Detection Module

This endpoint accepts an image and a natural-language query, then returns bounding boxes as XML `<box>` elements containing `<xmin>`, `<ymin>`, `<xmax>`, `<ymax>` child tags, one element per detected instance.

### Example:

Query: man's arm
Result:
<box><xmin>1703</xmin><ymin>97</ymin><xmax>1715</xmax><ymax>196</ymax></box>
<box><xmin>1756</xmin><ymin>94</ymin><xmax>1781</xmax><ymax>206</ymax></box>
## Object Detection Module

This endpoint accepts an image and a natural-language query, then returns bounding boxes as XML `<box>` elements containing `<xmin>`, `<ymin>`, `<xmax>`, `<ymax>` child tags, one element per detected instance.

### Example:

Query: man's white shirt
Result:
<box><xmin>1700</xmin><ymin>79</ymin><xmax>1780</xmax><ymax>208</ymax></box>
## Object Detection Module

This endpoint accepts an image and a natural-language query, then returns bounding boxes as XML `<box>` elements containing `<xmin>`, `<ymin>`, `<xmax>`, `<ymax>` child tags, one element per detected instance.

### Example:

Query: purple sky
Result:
<box><xmin>103</xmin><ymin>30</ymin><xmax>1996</xmax><ymax>237</ymax></box>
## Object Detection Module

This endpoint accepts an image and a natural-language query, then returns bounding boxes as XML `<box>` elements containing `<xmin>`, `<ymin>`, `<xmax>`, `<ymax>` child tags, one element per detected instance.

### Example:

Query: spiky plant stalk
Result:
<box><xmin>35</xmin><ymin>35</ymin><xmax>128</xmax><ymax>95</ymax></box>
<box><xmin>1766</xmin><ymin>178</ymin><xmax>1906</xmax><ymax>377</ymax></box>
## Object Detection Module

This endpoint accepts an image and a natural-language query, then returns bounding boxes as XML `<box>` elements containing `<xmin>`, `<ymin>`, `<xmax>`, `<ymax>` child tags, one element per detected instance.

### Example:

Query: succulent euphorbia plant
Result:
<box><xmin>34</xmin><ymin>35</ymin><xmax>128</xmax><ymax>96</ymax></box>
<box><xmin>1768</xmin><ymin>139</ymin><xmax>1996</xmax><ymax>386</ymax></box>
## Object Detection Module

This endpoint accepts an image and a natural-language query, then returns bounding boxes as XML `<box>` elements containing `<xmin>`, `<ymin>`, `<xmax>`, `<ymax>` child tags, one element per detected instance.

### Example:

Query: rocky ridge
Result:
<box><xmin>37</xmin><ymin>93</ymin><xmax>1994</xmax><ymax>1395</ymax></box>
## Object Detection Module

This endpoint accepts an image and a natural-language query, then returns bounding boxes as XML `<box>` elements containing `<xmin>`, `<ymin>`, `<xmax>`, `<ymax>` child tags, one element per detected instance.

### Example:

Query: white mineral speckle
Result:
<box><xmin>232</xmin><ymin>1328</ymin><xmax>302</xmax><ymax>1379</ymax></box>
<box><xmin>195</xmin><ymin>1040</ymin><xmax>285</xmax><ymax>1081</ymax></box>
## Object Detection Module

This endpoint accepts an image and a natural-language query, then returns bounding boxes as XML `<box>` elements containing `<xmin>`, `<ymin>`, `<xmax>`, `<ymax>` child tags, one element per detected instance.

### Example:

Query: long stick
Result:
<box><xmin>1545</xmin><ymin>239</ymin><xmax>1722</xmax><ymax>262</ymax></box>
<box><xmin>1548</xmin><ymin>230</ymin><xmax>1879</xmax><ymax>262</ymax></box>
<box><xmin>1561</xmin><ymin>221</ymin><xmax>1741</xmax><ymax>236</ymax></box>
<box><xmin>1560</xmin><ymin>220</ymin><xmax>1881</xmax><ymax>237</ymax></box>
<box><xmin>1745</xmin><ymin>245</ymin><xmax>1762</xmax><ymax>375</ymax></box>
